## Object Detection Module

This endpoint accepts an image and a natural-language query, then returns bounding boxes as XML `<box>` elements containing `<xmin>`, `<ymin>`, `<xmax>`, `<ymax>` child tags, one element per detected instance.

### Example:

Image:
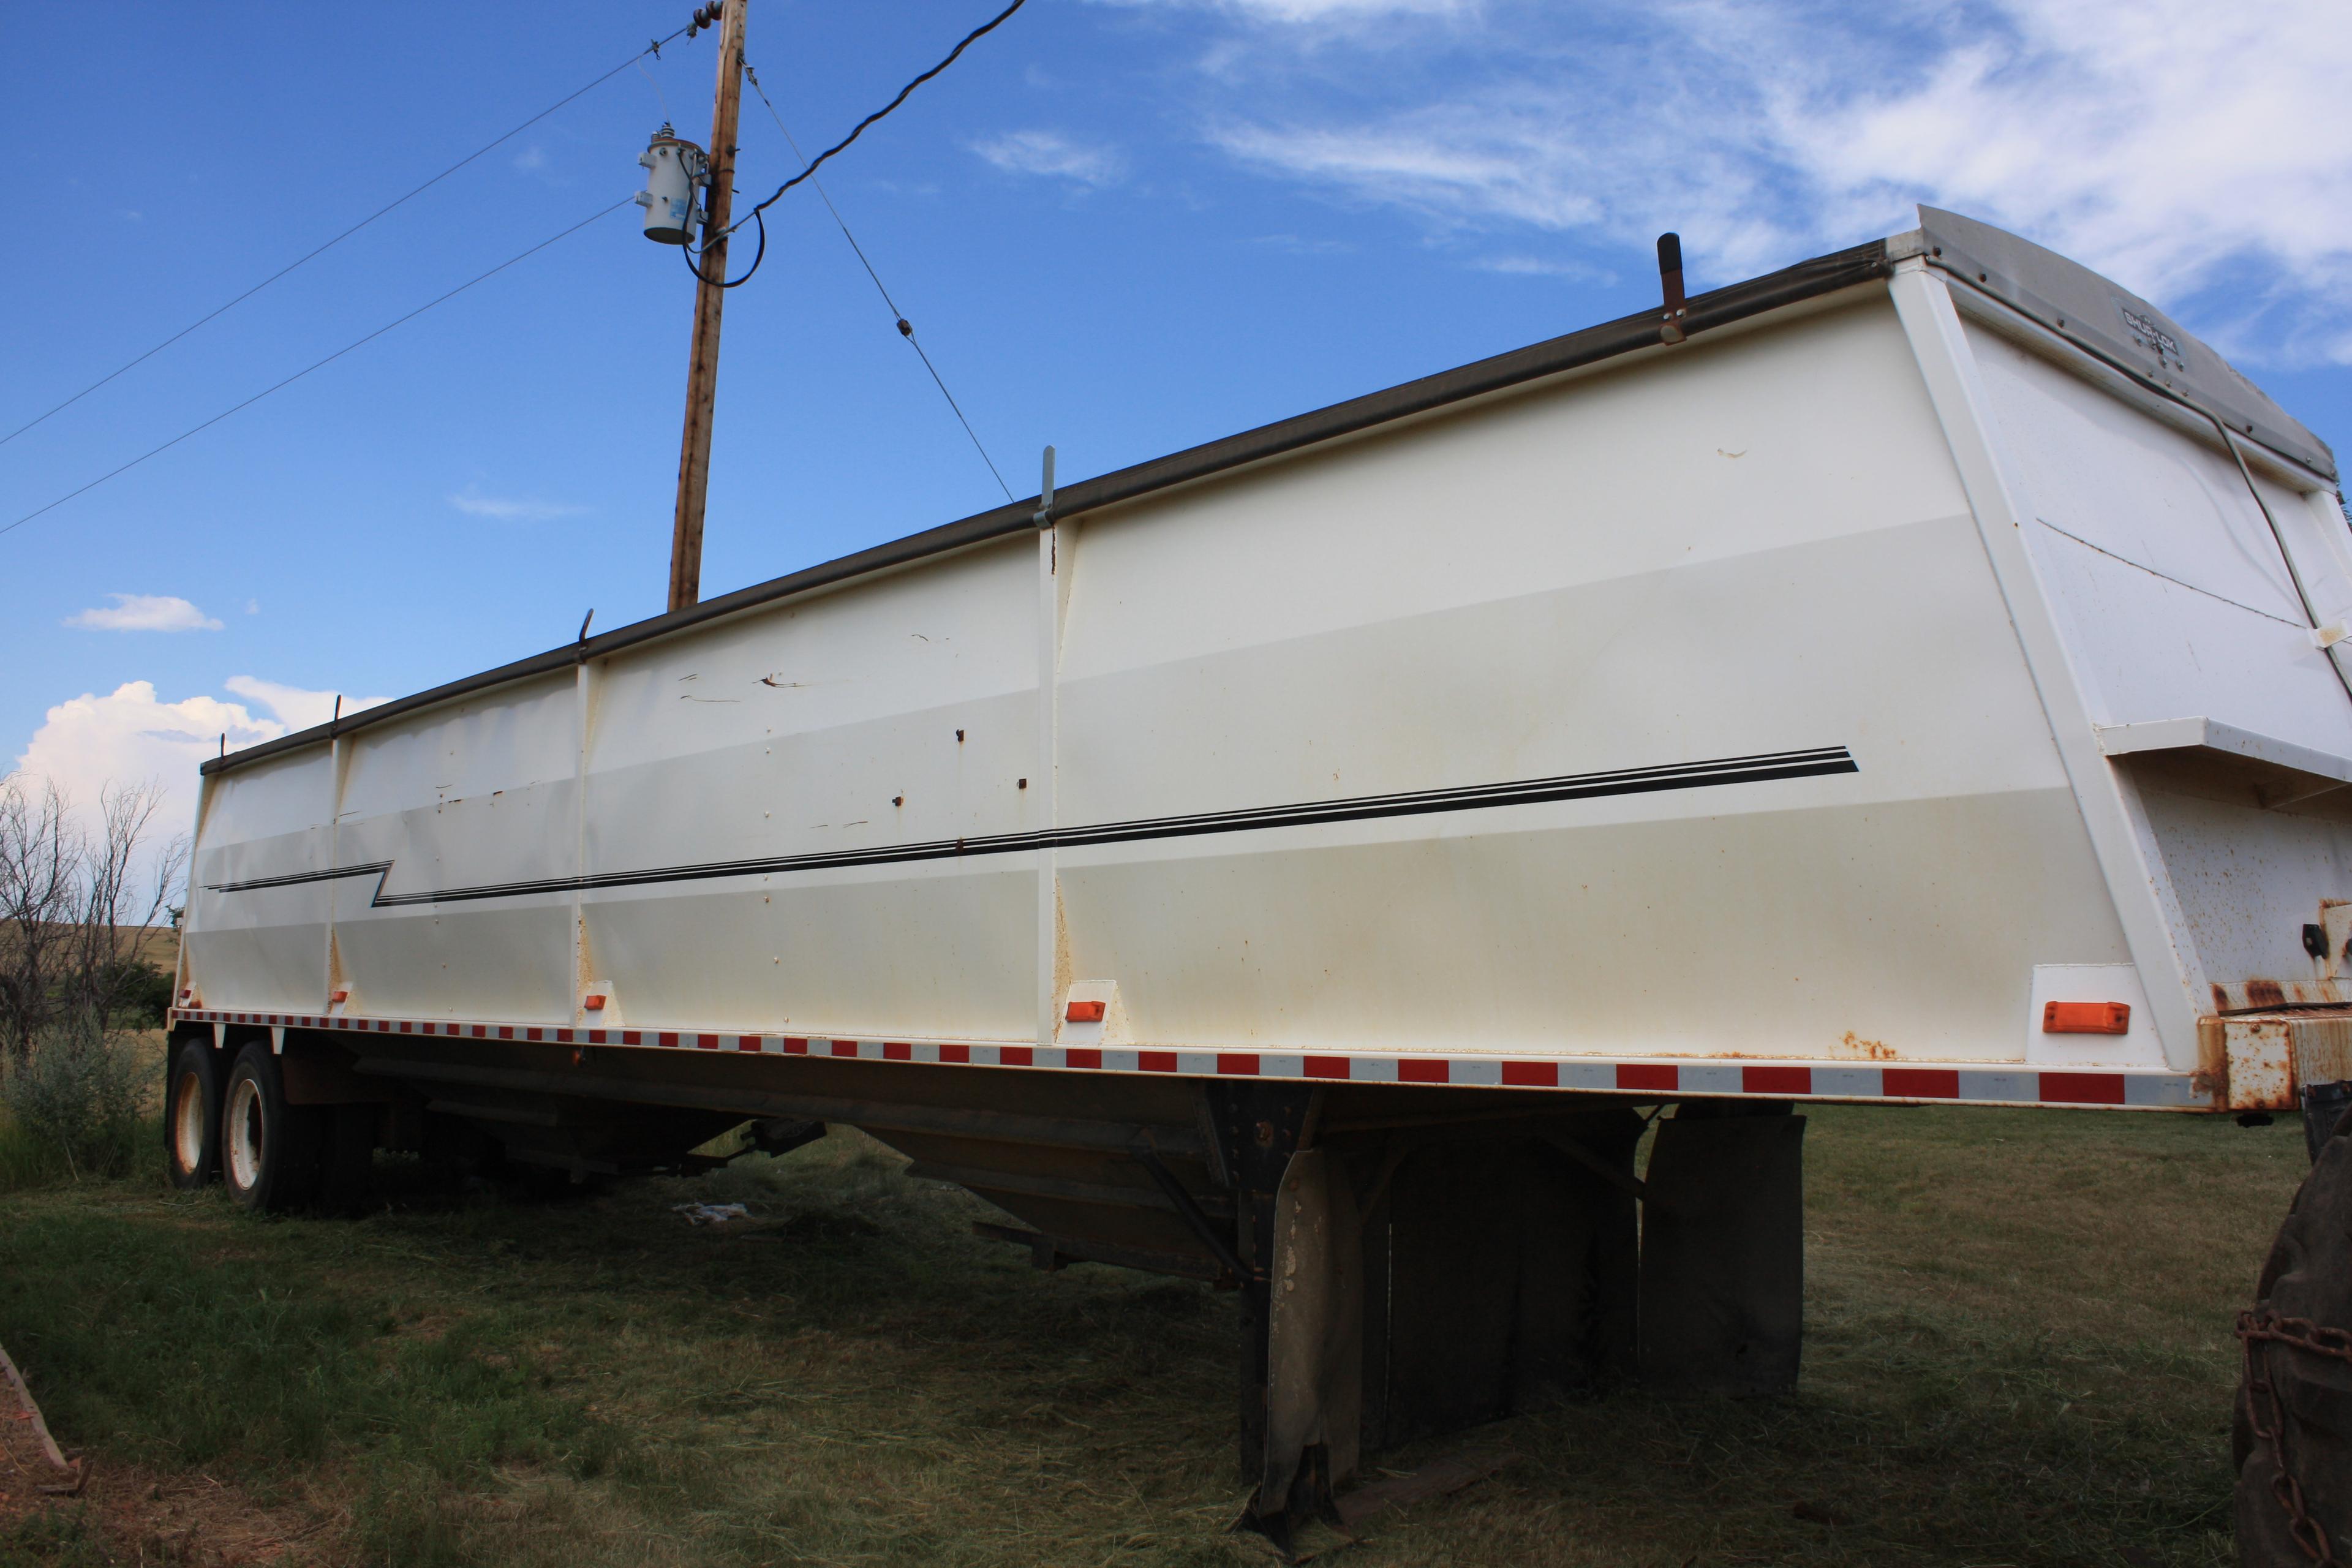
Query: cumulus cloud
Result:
<box><xmin>448</xmin><ymin>485</ymin><xmax>586</xmax><ymax>522</ymax></box>
<box><xmin>971</xmin><ymin>130</ymin><xmax>1128</xmax><ymax>187</ymax></box>
<box><xmin>1182</xmin><ymin>0</ymin><xmax>2352</xmax><ymax>362</ymax></box>
<box><xmin>64</xmin><ymin>594</ymin><xmax>224</xmax><ymax>632</ymax></box>
<box><xmin>223</xmin><ymin>676</ymin><xmax>388</xmax><ymax>732</ymax></box>
<box><xmin>10</xmin><ymin>679</ymin><xmax>389</xmax><ymax>846</ymax></box>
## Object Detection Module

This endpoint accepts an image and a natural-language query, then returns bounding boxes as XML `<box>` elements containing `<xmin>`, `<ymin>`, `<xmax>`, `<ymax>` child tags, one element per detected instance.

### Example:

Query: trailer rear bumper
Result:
<box><xmin>170</xmin><ymin>1006</ymin><xmax>2228</xmax><ymax>1110</ymax></box>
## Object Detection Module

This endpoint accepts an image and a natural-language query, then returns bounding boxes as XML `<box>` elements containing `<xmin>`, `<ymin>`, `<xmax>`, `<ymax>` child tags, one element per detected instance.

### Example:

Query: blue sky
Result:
<box><xmin>6</xmin><ymin>0</ymin><xmax>2350</xmax><ymax>842</ymax></box>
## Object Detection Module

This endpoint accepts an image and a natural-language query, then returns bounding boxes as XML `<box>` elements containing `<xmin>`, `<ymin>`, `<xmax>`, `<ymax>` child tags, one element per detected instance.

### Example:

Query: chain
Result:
<box><xmin>2239</xmin><ymin>1311</ymin><xmax>2352</xmax><ymax>1564</ymax></box>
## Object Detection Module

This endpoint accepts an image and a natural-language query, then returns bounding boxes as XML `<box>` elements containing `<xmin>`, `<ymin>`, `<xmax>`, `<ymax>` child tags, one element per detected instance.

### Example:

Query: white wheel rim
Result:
<box><xmin>225</xmin><ymin>1077</ymin><xmax>265</xmax><ymax>1193</ymax></box>
<box><xmin>172</xmin><ymin>1068</ymin><xmax>207</xmax><ymax>1173</ymax></box>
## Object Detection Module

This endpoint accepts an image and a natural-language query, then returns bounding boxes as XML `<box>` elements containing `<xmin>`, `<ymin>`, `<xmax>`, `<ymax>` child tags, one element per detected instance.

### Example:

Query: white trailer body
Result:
<box><xmin>163</xmin><ymin>206</ymin><xmax>2352</xmax><ymax>1529</ymax></box>
<box><xmin>176</xmin><ymin>209</ymin><xmax>2352</xmax><ymax>1114</ymax></box>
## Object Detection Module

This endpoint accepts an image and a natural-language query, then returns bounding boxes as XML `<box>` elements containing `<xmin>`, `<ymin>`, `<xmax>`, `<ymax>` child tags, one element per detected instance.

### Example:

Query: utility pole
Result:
<box><xmin>668</xmin><ymin>0</ymin><xmax>748</xmax><ymax>613</ymax></box>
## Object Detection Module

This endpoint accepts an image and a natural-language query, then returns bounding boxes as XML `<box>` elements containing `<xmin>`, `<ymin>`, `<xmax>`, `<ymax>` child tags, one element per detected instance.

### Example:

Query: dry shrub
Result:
<box><xmin>0</xmin><ymin>1014</ymin><xmax>146</xmax><ymax>1186</ymax></box>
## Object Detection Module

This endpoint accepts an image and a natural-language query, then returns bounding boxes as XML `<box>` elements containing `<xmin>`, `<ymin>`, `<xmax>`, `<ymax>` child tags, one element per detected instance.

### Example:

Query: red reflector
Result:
<box><xmin>1065</xmin><ymin>1000</ymin><xmax>1107</xmax><ymax>1023</ymax></box>
<box><xmin>330</xmin><ymin>989</ymin><xmax>349</xmax><ymax>1003</ymax></box>
<box><xmin>1742</xmin><ymin>1065</ymin><xmax>1812</xmax><ymax>1096</ymax></box>
<box><xmin>583</xmin><ymin>993</ymin><xmax>608</xmax><ymax>1010</ymax></box>
<box><xmin>2043</xmin><ymin>1000</ymin><xmax>2130</xmax><ymax>1035</ymax></box>
<box><xmin>1883</xmin><ymin>1068</ymin><xmax>1960</xmax><ymax>1099</ymax></box>
<box><xmin>2038</xmin><ymin>1071</ymin><xmax>2127</xmax><ymax>1105</ymax></box>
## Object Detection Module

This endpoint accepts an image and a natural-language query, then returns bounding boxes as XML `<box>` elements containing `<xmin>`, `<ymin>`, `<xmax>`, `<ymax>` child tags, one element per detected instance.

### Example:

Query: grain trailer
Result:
<box><xmin>165</xmin><ymin>208</ymin><xmax>2352</xmax><ymax>1545</ymax></box>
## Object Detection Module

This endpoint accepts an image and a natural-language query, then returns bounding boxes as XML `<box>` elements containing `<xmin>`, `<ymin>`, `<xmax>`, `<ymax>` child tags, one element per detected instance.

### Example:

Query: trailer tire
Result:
<box><xmin>164</xmin><ymin>1038</ymin><xmax>222</xmax><ymax>1189</ymax></box>
<box><xmin>2234</xmin><ymin>1105</ymin><xmax>2352</xmax><ymax>1567</ymax></box>
<box><xmin>219</xmin><ymin>1044</ymin><xmax>323</xmax><ymax>1213</ymax></box>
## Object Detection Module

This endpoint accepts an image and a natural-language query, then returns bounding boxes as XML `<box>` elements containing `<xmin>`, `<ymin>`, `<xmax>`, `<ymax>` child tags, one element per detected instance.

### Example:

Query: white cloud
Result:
<box><xmin>1250</xmin><ymin>232</ymin><xmax>1355</xmax><ymax>255</ymax></box>
<box><xmin>1474</xmin><ymin>253</ymin><xmax>1611</xmax><ymax>281</ymax></box>
<box><xmin>1186</xmin><ymin>0</ymin><xmax>2352</xmax><ymax>363</ymax></box>
<box><xmin>10</xmin><ymin>679</ymin><xmax>390</xmax><ymax>848</ymax></box>
<box><xmin>64</xmin><ymin>594</ymin><xmax>224</xmax><ymax>632</ymax></box>
<box><xmin>1212</xmin><ymin>0</ymin><xmax>1469</xmax><ymax>18</ymax></box>
<box><xmin>971</xmin><ymin>130</ymin><xmax>1128</xmax><ymax>187</ymax></box>
<box><xmin>223</xmin><ymin>676</ymin><xmax>388</xmax><ymax>732</ymax></box>
<box><xmin>12</xmin><ymin>683</ymin><xmax>273</xmax><ymax>851</ymax></box>
<box><xmin>1102</xmin><ymin>0</ymin><xmax>1471</xmax><ymax>20</ymax></box>
<box><xmin>448</xmin><ymin>485</ymin><xmax>586</xmax><ymax>522</ymax></box>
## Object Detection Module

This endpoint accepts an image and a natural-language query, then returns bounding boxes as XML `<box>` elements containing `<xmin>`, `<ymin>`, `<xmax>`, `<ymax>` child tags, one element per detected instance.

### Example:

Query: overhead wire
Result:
<box><xmin>718</xmin><ymin>0</ymin><xmax>1027</xmax><ymax>243</ymax></box>
<box><xmin>743</xmin><ymin>62</ymin><xmax>1012</xmax><ymax>502</ymax></box>
<box><xmin>635</xmin><ymin>56</ymin><xmax>676</xmax><ymax>125</ymax></box>
<box><xmin>0</xmin><ymin>200</ymin><xmax>631</xmax><ymax>540</ymax></box>
<box><xmin>0</xmin><ymin>21</ymin><xmax>706</xmax><ymax>453</ymax></box>
<box><xmin>6</xmin><ymin>0</ymin><xmax>1031</xmax><ymax>536</ymax></box>
<box><xmin>681</xmin><ymin>207</ymin><xmax>768</xmax><ymax>289</ymax></box>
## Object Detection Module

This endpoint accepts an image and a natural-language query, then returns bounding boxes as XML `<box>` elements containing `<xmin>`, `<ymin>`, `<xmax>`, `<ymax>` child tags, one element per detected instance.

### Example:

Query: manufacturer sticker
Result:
<box><xmin>2117</xmin><ymin>302</ymin><xmax>2188</xmax><ymax>373</ymax></box>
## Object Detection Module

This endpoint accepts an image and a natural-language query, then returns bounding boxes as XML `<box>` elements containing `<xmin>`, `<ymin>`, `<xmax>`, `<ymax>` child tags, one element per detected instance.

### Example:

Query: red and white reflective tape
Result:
<box><xmin>168</xmin><ymin>1008</ymin><xmax>2208</xmax><ymax>1110</ymax></box>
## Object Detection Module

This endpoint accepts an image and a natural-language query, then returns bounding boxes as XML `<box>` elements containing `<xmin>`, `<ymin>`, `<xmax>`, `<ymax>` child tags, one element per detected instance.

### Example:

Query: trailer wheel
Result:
<box><xmin>220</xmin><ymin>1043</ymin><xmax>323</xmax><ymax>1213</ymax></box>
<box><xmin>164</xmin><ymin>1039</ymin><xmax>222</xmax><ymax>1189</ymax></box>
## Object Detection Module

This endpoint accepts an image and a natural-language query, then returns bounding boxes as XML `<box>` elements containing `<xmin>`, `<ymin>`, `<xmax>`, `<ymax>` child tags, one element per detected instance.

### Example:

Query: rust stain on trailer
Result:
<box><xmin>2195</xmin><ymin>1016</ymin><xmax>2229</xmax><ymax>1106</ymax></box>
<box><xmin>1835</xmin><ymin>1031</ymin><xmax>1898</xmax><ymax>1061</ymax></box>
<box><xmin>2213</xmin><ymin>1015</ymin><xmax>2297</xmax><ymax>1112</ymax></box>
<box><xmin>2214</xmin><ymin>978</ymin><xmax>2350</xmax><ymax>1012</ymax></box>
<box><xmin>2297</xmin><ymin>1014</ymin><xmax>2352</xmax><ymax>1086</ymax></box>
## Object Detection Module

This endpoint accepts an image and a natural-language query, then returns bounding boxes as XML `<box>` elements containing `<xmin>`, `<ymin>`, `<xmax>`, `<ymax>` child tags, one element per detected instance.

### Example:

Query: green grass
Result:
<box><xmin>0</xmin><ymin>1106</ymin><xmax>2312</xmax><ymax>1566</ymax></box>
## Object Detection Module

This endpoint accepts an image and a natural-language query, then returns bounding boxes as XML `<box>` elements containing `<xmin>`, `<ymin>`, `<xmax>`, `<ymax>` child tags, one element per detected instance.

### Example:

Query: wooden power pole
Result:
<box><xmin>668</xmin><ymin>0</ymin><xmax>749</xmax><ymax>614</ymax></box>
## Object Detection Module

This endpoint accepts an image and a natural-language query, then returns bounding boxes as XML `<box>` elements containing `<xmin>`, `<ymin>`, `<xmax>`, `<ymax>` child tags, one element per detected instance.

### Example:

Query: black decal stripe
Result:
<box><xmin>205</xmin><ymin>745</ymin><xmax>1857</xmax><ymax>906</ymax></box>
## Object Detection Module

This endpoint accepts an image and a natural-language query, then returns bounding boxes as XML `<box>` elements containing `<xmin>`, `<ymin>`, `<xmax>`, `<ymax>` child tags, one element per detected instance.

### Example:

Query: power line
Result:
<box><xmin>1</xmin><ymin>200</ymin><xmax>631</xmax><ymax>541</ymax></box>
<box><xmin>744</xmin><ymin>62</ymin><xmax>1013</xmax><ymax>502</ymax></box>
<box><xmin>723</xmin><ymin>0</ymin><xmax>1027</xmax><ymax>240</ymax></box>
<box><xmin>0</xmin><ymin>22</ymin><xmax>705</xmax><ymax>453</ymax></box>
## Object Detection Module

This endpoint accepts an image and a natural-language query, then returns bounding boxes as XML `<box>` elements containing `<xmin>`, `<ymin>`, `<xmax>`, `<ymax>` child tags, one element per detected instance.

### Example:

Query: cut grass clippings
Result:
<box><xmin>0</xmin><ymin>1104</ymin><xmax>2311</xmax><ymax>1566</ymax></box>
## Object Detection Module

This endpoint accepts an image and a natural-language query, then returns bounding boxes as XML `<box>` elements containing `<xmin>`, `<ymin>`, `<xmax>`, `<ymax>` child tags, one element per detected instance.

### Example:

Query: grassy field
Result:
<box><xmin>0</xmin><ymin>1099</ymin><xmax>2311</xmax><ymax>1567</ymax></box>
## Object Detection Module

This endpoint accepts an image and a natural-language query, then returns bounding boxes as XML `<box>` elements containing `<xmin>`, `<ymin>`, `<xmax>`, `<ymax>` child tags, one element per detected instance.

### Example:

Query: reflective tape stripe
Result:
<box><xmin>160</xmin><ymin>1008</ymin><xmax>2193</xmax><ymax>1108</ymax></box>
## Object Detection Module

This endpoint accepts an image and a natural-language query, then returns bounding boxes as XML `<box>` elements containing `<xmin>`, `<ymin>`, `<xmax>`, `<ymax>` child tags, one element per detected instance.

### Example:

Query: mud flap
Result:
<box><xmin>2236</xmin><ymin>1102</ymin><xmax>2352</xmax><ymax>1567</ymax></box>
<box><xmin>1249</xmin><ymin>1146</ymin><xmax>1363</xmax><ymax>1535</ymax></box>
<box><xmin>1639</xmin><ymin>1104</ymin><xmax>1805</xmax><ymax>1395</ymax></box>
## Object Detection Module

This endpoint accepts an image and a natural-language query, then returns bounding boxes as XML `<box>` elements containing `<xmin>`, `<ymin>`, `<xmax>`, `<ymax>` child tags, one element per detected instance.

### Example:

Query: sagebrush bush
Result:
<box><xmin>0</xmin><ymin>1014</ymin><xmax>145</xmax><ymax>1183</ymax></box>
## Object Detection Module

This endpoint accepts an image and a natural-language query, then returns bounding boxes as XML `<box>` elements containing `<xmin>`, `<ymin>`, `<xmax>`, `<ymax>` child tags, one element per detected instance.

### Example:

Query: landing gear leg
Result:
<box><xmin>1639</xmin><ymin>1100</ymin><xmax>1806</xmax><ymax>1395</ymax></box>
